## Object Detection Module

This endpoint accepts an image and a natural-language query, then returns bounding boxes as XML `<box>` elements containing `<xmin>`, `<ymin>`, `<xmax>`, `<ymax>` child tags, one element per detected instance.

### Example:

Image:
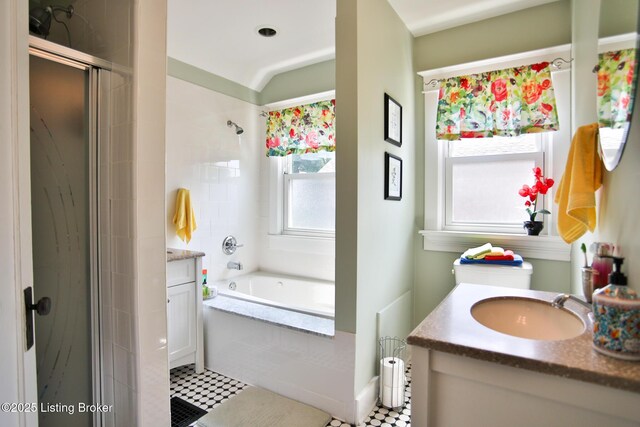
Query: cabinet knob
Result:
<box><xmin>167</xmin><ymin>299</ymin><xmax>170</xmax><ymax>303</ymax></box>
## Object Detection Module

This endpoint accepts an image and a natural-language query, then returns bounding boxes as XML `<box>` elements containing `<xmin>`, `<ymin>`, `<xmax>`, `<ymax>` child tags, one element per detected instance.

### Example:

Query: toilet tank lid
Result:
<box><xmin>454</xmin><ymin>258</ymin><xmax>533</xmax><ymax>275</ymax></box>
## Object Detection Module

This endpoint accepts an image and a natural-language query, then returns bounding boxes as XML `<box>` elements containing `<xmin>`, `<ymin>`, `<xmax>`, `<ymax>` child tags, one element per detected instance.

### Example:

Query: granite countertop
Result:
<box><xmin>408</xmin><ymin>283</ymin><xmax>640</xmax><ymax>393</ymax></box>
<box><xmin>166</xmin><ymin>248</ymin><xmax>205</xmax><ymax>262</ymax></box>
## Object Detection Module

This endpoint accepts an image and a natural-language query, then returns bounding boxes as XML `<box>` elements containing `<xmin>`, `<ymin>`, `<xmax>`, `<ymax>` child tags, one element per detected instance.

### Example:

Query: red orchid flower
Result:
<box><xmin>520</xmin><ymin>167</ymin><xmax>554</xmax><ymax>222</ymax></box>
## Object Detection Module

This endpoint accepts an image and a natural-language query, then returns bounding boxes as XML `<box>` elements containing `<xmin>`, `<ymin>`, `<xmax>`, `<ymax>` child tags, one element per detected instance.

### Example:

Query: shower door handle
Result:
<box><xmin>28</xmin><ymin>296</ymin><xmax>52</xmax><ymax>316</ymax></box>
<box><xmin>24</xmin><ymin>287</ymin><xmax>52</xmax><ymax>351</ymax></box>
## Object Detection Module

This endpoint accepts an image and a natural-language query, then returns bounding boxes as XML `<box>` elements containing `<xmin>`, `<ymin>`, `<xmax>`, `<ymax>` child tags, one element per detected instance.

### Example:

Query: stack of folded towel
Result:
<box><xmin>460</xmin><ymin>243</ymin><xmax>523</xmax><ymax>266</ymax></box>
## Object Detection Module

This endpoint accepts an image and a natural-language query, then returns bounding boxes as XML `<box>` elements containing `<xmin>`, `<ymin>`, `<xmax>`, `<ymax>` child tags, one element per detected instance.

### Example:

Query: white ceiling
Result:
<box><xmin>167</xmin><ymin>0</ymin><xmax>336</xmax><ymax>91</ymax></box>
<box><xmin>167</xmin><ymin>0</ymin><xmax>559</xmax><ymax>92</ymax></box>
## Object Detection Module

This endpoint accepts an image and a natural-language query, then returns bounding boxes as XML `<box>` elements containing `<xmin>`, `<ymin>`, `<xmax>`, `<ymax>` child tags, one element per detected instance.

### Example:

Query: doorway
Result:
<box><xmin>29</xmin><ymin>48</ymin><xmax>103</xmax><ymax>427</ymax></box>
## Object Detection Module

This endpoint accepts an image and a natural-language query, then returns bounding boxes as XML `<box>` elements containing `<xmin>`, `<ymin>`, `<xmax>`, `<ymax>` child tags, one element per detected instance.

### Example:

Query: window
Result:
<box><xmin>420</xmin><ymin>48</ymin><xmax>572</xmax><ymax>261</ymax></box>
<box><xmin>265</xmin><ymin>92</ymin><xmax>336</xmax><ymax>240</ymax></box>
<box><xmin>283</xmin><ymin>152</ymin><xmax>335</xmax><ymax>236</ymax></box>
<box><xmin>444</xmin><ymin>134</ymin><xmax>546</xmax><ymax>233</ymax></box>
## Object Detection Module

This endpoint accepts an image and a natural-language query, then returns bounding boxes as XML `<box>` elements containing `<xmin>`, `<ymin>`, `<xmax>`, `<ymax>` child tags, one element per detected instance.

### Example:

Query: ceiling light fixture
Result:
<box><xmin>257</xmin><ymin>27</ymin><xmax>278</xmax><ymax>38</ymax></box>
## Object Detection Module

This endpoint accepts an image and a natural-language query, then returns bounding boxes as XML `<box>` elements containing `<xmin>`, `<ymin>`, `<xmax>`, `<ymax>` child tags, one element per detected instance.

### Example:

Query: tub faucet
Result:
<box><xmin>551</xmin><ymin>294</ymin><xmax>592</xmax><ymax>310</ymax></box>
<box><xmin>227</xmin><ymin>261</ymin><xmax>243</xmax><ymax>270</ymax></box>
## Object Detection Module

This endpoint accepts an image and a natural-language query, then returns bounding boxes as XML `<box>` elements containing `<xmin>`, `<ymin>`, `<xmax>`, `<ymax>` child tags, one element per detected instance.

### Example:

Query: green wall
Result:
<box><xmin>599</xmin><ymin>0</ymin><xmax>639</xmax><ymax>37</ymax></box>
<box><xmin>598</xmin><ymin>72</ymin><xmax>640</xmax><ymax>293</ymax></box>
<box><xmin>413</xmin><ymin>0</ymin><xmax>572</xmax><ymax>72</ymax></box>
<box><xmin>167</xmin><ymin>57</ymin><xmax>261</xmax><ymax>105</ymax></box>
<box><xmin>336</xmin><ymin>0</ymin><xmax>417</xmax><ymax>393</ymax></box>
<box><xmin>167</xmin><ymin>57</ymin><xmax>335</xmax><ymax>106</ymax></box>
<box><xmin>589</xmin><ymin>0</ymin><xmax>640</xmax><ymax>293</ymax></box>
<box><xmin>260</xmin><ymin>60</ymin><xmax>336</xmax><ymax>105</ymax></box>
<box><xmin>334</xmin><ymin>0</ymin><xmax>359</xmax><ymax>335</ymax></box>
<box><xmin>411</xmin><ymin>0</ymin><xmax>574</xmax><ymax>327</ymax></box>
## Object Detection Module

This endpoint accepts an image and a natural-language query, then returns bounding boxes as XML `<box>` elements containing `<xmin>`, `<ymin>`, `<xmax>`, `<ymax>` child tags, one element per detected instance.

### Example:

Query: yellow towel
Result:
<box><xmin>173</xmin><ymin>188</ymin><xmax>197</xmax><ymax>243</ymax></box>
<box><xmin>554</xmin><ymin>123</ymin><xmax>603</xmax><ymax>244</ymax></box>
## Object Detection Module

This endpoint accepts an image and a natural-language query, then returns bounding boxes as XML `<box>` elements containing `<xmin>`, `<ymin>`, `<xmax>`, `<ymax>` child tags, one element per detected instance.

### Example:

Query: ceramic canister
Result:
<box><xmin>592</xmin><ymin>285</ymin><xmax>640</xmax><ymax>360</ymax></box>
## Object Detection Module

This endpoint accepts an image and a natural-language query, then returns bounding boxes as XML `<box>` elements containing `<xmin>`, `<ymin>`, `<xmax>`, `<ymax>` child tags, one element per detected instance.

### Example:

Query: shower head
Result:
<box><xmin>29</xmin><ymin>7</ymin><xmax>53</xmax><ymax>36</ymax></box>
<box><xmin>29</xmin><ymin>5</ymin><xmax>74</xmax><ymax>37</ymax></box>
<box><xmin>227</xmin><ymin>120</ymin><xmax>244</xmax><ymax>135</ymax></box>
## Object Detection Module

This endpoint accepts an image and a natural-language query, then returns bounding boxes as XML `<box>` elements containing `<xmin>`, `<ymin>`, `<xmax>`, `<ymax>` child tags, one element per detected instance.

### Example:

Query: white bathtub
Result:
<box><xmin>212</xmin><ymin>271</ymin><xmax>335</xmax><ymax>318</ymax></box>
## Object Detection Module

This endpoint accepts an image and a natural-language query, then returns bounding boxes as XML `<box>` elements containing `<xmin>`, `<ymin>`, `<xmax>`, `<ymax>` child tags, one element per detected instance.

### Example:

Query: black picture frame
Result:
<box><xmin>384</xmin><ymin>93</ymin><xmax>402</xmax><ymax>146</ymax></box>
<box><xmin>384</xmin><ymin>152</ymin><xmax>402</xmax><ymax>201</ymax></box>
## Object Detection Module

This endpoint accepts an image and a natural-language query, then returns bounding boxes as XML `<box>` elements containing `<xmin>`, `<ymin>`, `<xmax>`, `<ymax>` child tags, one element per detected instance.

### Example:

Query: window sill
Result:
<box><xmin>419</xmin><ymin>230</ymin><xmax>570</xmax><ymax>262</ymax></box>
<box><xmin>268</xmin><ymin>233</ymin><xmax>335</xmax><ymax>256</ymax></box>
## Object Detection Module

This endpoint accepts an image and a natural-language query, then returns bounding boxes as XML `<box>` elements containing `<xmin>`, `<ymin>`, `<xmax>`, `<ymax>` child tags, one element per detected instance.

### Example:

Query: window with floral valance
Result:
<box><xmin>597</xmin><ymin>48</ymin><xmax>636</xmax><ymax>129</ymax></box>
<box><xmin>265</xmin><ymin>99</ymin><xmax>336</xmax><ymax>157</ymax></box>
<box><xmin>436</xmin><ymin>62</ymin><xmax>560</xmax><ymax>140</ymax></box>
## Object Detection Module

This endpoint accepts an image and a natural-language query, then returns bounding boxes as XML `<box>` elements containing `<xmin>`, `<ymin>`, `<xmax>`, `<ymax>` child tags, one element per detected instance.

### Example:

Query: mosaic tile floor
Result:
<box><xmin>170</xmin><ymin>364</ymin><xmax>411</xmax><ymax>427</ymax></box>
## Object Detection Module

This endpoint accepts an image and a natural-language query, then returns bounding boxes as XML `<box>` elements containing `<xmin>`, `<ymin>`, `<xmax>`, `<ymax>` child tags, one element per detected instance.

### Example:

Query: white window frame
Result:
<box><xmin>265</xmin><ymin>91</ymin><xmax>336</xmax><ymax>244</ymax></box>
<box><xmin>419</xmin><ymin>46</ymin><xmax>572</xmax><ymax>261</ymax></box>
<box><xmin>283</xmin><ymin>165</ymin><xmax>335</xmax><ymax>238</ymax></box>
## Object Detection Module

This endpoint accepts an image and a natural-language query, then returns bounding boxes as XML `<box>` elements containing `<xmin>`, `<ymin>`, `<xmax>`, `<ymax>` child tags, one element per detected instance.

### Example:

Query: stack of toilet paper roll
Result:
<box><xmin>380</xmin><ymin>356</ymin><xmax>405</xmax><ymax>408</ymax></box>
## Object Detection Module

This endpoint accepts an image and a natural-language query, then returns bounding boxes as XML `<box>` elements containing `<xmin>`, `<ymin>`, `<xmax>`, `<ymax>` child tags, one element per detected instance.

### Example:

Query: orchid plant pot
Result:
<box><xmin>523</xmin><ymin>220</ymin><xmax>544</xmax><ymax>236</ymax></box>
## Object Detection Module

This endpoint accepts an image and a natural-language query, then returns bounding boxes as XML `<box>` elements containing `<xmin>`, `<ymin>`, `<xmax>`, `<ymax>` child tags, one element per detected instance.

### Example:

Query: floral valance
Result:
<box><xmin>265</xmin><ymin>99</ymin><xmax>336</xmax><ymax>157</ymax></box>
<box><xmin>436</xmin><ymin>62</ymin><xmax>559</xmax><ymax>140</ymax></box>
<box><xmin>597</xmin><ymin>48</ymin><xmax>636</xmax><ymax>129</ymax></box>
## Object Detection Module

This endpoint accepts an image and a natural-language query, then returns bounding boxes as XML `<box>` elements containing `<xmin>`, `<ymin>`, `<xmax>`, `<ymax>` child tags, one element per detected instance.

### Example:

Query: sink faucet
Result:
<box><xmin>227</xmin><ymin>261</ymin><xmax>243</xmax><ymax>270</ymax></box>
<box><xmin>551</xmin><ymin>294</ymin><xmax>592</xmax><ymax>310</ymax></box>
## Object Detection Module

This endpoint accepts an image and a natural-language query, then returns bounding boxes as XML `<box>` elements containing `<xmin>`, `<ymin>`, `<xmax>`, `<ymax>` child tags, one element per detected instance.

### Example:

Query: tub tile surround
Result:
<box><xmin>203</xmin><ymin>308</ymin><xmax>358</xmax><ymax>423</ymax></box>
<box><xmin>408</xmin><ymin>283</ymin><xmax>640</xmax><ymax>392</ymax></box>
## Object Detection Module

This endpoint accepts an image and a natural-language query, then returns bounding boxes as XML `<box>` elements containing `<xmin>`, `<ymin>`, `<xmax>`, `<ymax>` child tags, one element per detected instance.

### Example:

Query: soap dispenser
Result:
<box><xmin>592</xmin><ymin>256</ymin><xmax>640</xmax><ymax>360</ymax></box>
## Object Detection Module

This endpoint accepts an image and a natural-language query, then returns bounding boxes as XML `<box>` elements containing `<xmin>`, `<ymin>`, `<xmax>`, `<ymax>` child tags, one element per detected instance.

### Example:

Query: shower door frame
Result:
<box><xmin>28</xmin><ymin>36</ymin><xmax>112</xmax><ymax>427</ymax></box>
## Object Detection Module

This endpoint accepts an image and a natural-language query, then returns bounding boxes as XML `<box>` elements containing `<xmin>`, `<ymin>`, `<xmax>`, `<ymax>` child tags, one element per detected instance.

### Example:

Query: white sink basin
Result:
<box><xmin>471</xmin><ymin>297</ymin><xmax>585</xmax><ymax>341</ymax></box>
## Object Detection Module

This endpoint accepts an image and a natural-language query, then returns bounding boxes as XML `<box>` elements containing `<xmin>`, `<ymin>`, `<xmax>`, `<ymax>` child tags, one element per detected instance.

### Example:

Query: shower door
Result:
<box><xmin>29</xmin><ymin>52</ymin><xmax>99</xmax><ymax>427</ymax></box>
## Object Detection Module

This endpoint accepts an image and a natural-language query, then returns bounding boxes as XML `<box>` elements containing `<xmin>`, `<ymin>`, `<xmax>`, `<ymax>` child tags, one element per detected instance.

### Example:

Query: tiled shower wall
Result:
<box><xmin>165</xmin><ymin>76</ymin><xmax>336</xmax><ymax>283</ymax></box>
<box><xmin>166</xmin><ymin>76</ymin><xmax>261</xmax><ymax>282</ymax></box>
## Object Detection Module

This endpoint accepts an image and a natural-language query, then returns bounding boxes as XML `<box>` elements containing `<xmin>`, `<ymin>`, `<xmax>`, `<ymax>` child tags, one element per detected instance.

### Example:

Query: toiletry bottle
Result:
<box><xmin>202</xmin><ymin>269</ymin><xmax>209</xmax><ymax>298</ymax></box>
<box><xmin>591</xmin><ymin>243</ymin><xmax>613</xmax><ymax>289</ymax></box>
<box><xmin>592</xmin><ymin>256</ymin><xmax>640</xmax><ymax>360</ymax></box>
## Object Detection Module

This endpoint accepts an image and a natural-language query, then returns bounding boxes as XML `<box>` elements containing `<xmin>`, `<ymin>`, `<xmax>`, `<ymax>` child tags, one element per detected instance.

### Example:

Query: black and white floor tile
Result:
<box><xmin>169</xmin><ymin>364</ymin><xmax>411</xmax><ymax>427</ymax></box>
<box><xmin>170</xmin><ymin>365</ymin><xmax>248</xmax><ymax>412</ymax></box>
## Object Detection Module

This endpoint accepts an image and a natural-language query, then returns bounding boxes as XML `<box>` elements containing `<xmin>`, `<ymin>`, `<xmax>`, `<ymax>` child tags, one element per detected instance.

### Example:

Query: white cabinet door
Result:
<box><xmin>167</xmin><ymin>282</ymin><xmax>196</xmax><ymax>361</ymax></box>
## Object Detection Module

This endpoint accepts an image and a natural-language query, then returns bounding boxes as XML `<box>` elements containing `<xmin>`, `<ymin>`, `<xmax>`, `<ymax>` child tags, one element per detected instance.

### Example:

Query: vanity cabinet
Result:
<box><xmin>410</xmin><ymin>347</ymin><xmax>640</xmax><ymax>427</ymax></box>
<box><xmin>167</xmin><ymin>282</ymin><xmax>196</xmax><ymax>362</ymax></box>
<box><xmin>167</xmin><ymin>253</ymin><xmax>204</xmax><ymax>373</ymax></box>
<box><xmin>408</xmin><ymin>284</ymin><xmax>640</xmax><ymax>427</ymax></box>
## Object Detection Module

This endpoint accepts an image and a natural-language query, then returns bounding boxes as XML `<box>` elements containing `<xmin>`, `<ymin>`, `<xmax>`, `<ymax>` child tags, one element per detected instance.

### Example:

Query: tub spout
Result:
<box><xmin>227</xmin><ymin>261</ymin><xmax>243</xmax><ymax>270</ymax></box>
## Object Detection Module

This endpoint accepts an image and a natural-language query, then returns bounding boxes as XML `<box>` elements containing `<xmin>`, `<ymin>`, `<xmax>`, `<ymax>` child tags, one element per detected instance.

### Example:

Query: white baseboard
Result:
<box><xmin>354</xmin><ymin>376</ymin><xmax>379</xmax><ymax>425</ymax></box>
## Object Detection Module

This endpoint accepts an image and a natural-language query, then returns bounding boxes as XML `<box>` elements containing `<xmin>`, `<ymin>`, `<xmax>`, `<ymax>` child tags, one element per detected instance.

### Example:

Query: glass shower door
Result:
<box><xmin>29</xmin><ymin>54</ymin><xmax>94</xmax><ymax>427</ymax></box>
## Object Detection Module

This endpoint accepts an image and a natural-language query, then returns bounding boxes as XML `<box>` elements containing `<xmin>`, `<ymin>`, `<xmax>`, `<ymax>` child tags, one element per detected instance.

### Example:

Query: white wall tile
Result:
<box><xmin>114</xmin><ymin>309</ymin><xmax>132</xmax><ymax>351</ymax></box>
<box><xmin>166</xmin><ymin>77</ymin><xmax>261</xmax><ymax>281</ymax></box>
<box><xmin>203</xmin><ymin>308</ymin><xmax>356</xmax><ymax>422</ymax></box>
<box><xmin>139</xmin><ymin>346</ymin><xmax>170</xmax><ymax>425</ymax></box>
<box><xmin>112</xmin><ymin>273</ymin><xmax>134</xmax><ymax>313</ymax></box>
<box><xmin>102</xmin><ymin>373</ymin><xmax>116</xmax><ymax>427</ymax></box>
<box><xmin>113</xmin><ymin>345</ymin><xmax>137</xmax><ymax>390</ymax></box>
<box><xmin>114</xmin><ymin>381</ymin><xmax>136</xmax><ymax>427</ymax></box>
<box><xmin>133</xmin><ymin>0</ymin><xmax>169</xmax><ymax>425</ymax></box>
<box><xmin>103</xmin><ymin>339</ymin><xmax>114</xmax><ymax>379</ymax></box>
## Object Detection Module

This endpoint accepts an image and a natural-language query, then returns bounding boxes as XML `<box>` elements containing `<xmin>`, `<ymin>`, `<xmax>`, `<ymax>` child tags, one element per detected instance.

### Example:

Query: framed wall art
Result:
<box><xmin>384</xmin><ymin>93</ymin><xmax>402</xmax><ymax>146</ymax></box>
<box><xmin>384</xmin><ymin>152</ymin><xmax>402</xmax><ymax>201</ymax></box>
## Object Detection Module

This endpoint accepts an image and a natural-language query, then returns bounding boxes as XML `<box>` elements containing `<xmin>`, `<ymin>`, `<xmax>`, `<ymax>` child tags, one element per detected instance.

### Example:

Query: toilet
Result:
<box><xmin>453</xmin><ymin>258</ymin><xmax>533</xmax><ymax>289</ymax></box>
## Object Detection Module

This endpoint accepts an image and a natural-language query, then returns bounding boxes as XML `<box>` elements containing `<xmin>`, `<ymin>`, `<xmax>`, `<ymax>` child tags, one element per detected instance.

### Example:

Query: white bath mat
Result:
<box><xmin>195</xmin><ymin>386</ymin><xmax>331</xmax><ymax>427</ymax></box>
